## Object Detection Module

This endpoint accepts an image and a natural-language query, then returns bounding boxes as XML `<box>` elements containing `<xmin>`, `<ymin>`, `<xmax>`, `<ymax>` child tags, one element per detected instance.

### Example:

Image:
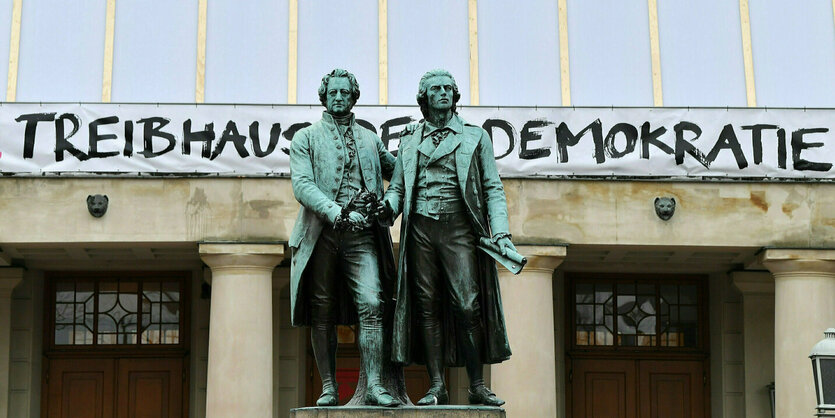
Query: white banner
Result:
<box><xmin>0</xmin><ymin>103</ymin><xmax>833</xmax><ymax>180</ymax></box>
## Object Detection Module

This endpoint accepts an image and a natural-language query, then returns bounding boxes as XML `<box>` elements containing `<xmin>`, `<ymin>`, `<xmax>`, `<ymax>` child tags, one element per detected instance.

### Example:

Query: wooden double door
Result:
<box><xmin>44</xmin><ymin>356</ymin><xmax>185</xmax><ymax>418</ymax></box>
<box><xmin>570</xmin><ymin>358</ymin><xmax>707</xmax><ymax>418</ymax></box>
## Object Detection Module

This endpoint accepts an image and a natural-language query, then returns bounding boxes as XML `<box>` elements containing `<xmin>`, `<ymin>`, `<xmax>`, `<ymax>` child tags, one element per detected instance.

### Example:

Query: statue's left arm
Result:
<box><xmin>476</xmin><ymin>128</ymin><xmax>517</xmax><ymax>254</ymax></box>
<box><xmin>290</xmin><ymin>129</ymin><xmax>343</xmax><ymax>224</ymax></box>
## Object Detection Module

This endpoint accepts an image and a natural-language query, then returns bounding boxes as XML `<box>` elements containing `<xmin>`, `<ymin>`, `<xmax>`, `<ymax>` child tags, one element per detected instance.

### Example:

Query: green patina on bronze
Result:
<box><xmin>383</xmin><ymin>69</ymin><xmax>520</xmax><ymax>407</ymax></box>
<box><xmin>290</xmin><ymin>68</ymin><xmax>520</xmax><ymax>409</ymax></box>
<box><xmin>289</xmin><ymin>69</ymin><xmax>405</xmax><ymax>407</ymax></box>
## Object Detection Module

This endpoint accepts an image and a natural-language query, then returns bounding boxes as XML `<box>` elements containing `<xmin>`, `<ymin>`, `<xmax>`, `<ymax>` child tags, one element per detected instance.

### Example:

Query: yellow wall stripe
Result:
<box><xmin>558</xmin><ymin>0</ymin><xmax>570</xmax><ymax>106</ymax></box>
<box><xmin>101</xmin><ymin>0</ymin><xmax>116</xmax><ymax>102</ymax></box>
<box><xmin>6</xmin><ymin>0</ymin><xmax>22</xmax><ymax>102</ymax></box>
<box><xmin>739</xmin><ymin>0</ymin><xmax>757</xmax><ymax>107</ymax></box>
<box><xmin>287</xmin><ymin>0</ymin><xmax>298</xmax><ymax>104</ymax></box>
<box><xmin>467</xmin><ymin>0</ymin><xmax>479</xmax><ymax>105</ymax></box>
<box><xmin>195</xmin><ymin>0</ymin><xmax>207</xmax><ymax>103</ymax></box>
<box><xmin>647</xmin><ymin>0</ymin><xmax>663</xmax><ymax>106</ymax></box>
<box><xmin>378</xmin><ymin>0</ymin><xmax>387</xmax><ymax>105</ymax></box>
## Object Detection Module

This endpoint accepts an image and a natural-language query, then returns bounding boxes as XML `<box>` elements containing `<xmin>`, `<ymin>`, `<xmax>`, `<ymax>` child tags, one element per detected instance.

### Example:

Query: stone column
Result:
<box><xmin>732</xmin><ymin>271</ymin><xmax>775</xmax><ymax>418</ymax></box>
<box><xmin>200</xmin><ymin>244</ymin><xmax>284</xmax><ymax>418</ymax></box>
<box><xmin>491</xmin><ymin>245</ymin><xmax>566</xmax><ymax>418</ymax></box>
<box><xmin>761</xmin><ymin>249</ymin><xmax>835</xmax><ymax>418</ymax></box>
<box><xmin>0</xmin><ymin>268</ymin><xmax>22</xmax><ymax>418</ymax></box>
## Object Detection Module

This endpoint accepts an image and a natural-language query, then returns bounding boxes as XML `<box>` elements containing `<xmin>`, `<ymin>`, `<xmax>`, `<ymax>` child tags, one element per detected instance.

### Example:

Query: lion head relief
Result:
<box><xmin>87</xmin><ymin>194</ymin><xmax>109</xmax><ymax>218</ymax></box>
<box><xmin>654</xmin><ymin>197</ymin><xmax>676</xmax><ymax>221</ymax></box>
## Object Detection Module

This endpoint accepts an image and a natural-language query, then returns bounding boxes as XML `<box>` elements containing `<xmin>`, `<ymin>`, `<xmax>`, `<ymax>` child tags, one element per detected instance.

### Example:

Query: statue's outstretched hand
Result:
<box><xmin>496</xmin><ymin>237</ymin><xmax>517</xmax><ymax>257</ymax></box>
<box><xmin>346</xmin><ymin>211</ymin><xmax>370</xmax><ymax>231</ymax></box>
<box><xmin>400</xmin><ymin>123</ymin><xmax>419</xmax><ymax>136</ymax></box>
<box><xmin>367</xmin><ymin>200</ymin><xmax>393</xmax><ymax>221</ymax></box>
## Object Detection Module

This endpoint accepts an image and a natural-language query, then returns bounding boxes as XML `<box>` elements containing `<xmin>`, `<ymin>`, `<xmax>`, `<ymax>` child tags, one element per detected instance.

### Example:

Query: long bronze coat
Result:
<box><xmin>383</xmin><ymin>115</ymin><xmax>512</xmax><ymax>366</ymax></box>
<box><xmin>289</xmin><ymin>112</ymin><xmax>396</xmax><ymax>326</ymax></box>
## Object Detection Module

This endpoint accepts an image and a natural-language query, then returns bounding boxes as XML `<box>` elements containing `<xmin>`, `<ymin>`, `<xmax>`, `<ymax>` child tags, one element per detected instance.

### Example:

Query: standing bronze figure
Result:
<box><xmin>381</xmin><ymin>69</ymin><xmax>517</xmax><ymax>406</ymax></box>
<box><xmin>289</xmin><ymin>69</ymin><xmax>402</xmax><ymax>407</ymax></box>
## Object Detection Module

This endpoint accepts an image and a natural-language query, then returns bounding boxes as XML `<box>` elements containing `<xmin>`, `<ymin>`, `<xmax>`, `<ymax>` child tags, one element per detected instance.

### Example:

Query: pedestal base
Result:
<box><xmin>290</xmin><ymin>406</ymin><xmax>506</xmax><ymax>418</ymax></box>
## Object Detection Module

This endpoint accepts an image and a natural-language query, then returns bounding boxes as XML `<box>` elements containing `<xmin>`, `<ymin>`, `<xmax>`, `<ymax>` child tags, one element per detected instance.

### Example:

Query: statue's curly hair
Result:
<box><xmin>416</xmin><ymin>69</ymin><xmax>461</xmax><ymax>118</ymax></box>
<box><xmin>318</xmin><ymin>68</ymin><xmax>360</xmax><ymax>107</ymax></box>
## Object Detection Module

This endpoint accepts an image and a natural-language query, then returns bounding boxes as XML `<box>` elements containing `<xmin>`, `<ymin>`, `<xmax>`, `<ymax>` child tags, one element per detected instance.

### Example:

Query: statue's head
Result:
<box><xmin>416</xmin><ymin>69</ymin><xmax>460</xmax><ymax>119</ymax></box>
<box><xmin>654</xmin><ymin>197</ymin><xmax>676</xmax><ymax>221</ymax></box>
<box><xmin>87</xmin><ymin>194</ymin><xmax>109</xmax><ymax>218</ymax></box>
<box><xmin>318</xmin><ymin>68</ymin><xmax>360</xmax><ymax>116</ymax></box>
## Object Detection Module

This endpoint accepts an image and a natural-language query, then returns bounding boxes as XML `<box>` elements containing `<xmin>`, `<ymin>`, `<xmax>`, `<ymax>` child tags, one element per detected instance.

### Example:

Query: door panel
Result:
<box><xmin>46</xmin><ymin>357</ymin><xmax>184</xmax><ymax>418</ymax></box>
<box><xmin>571</xmin><ymin>359</ymin><xmax>706</xmax><ymax>418</ymax></box>
<box><xmin>638</xmin><ymin>360</ymin><xmax>704</xmax><ymax>418</ymax></box>
<box><xmin>117</xmin><ymin>358</ymin><xmax>183</xmax><ymax>418</ymax></box>
<box><xmin>47</xmin><ymin>359</ymin><xmax>115</xmax><ymax>418</ymax></box>
<box><xmin>572</xmin><ymin>359</ymin><xmax>636</xmax><ymax>418</ymax></box>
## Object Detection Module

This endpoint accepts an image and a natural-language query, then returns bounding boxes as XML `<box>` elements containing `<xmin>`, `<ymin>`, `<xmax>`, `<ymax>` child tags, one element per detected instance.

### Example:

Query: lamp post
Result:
<box><xmin>810</xmin><ymin>328</ymin><xmax>835</xmax><ymax>417</ymax></box>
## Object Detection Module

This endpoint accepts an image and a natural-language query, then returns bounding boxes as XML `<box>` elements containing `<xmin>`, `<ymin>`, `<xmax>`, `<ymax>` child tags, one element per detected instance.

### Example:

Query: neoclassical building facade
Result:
<box><xmin>1</xmin><ymin>1</ymin><xmax>835</xmax><ymax>418</ymax></box>
<box><xmin>2</xmin><ymin>176</ymin><xmax>833</xmax><ymax>417</ymax></box>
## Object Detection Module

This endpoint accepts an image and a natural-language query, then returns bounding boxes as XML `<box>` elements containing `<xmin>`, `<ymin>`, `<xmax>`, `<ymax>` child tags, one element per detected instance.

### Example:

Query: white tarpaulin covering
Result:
<box><xmin>0</xmin><ymin>103</ymin><xmax>832</xmax><ymax>180</ymax></box>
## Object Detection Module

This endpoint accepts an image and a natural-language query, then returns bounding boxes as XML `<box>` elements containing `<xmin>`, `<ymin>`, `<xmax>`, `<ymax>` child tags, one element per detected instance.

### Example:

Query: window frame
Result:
<box><xmin>44</xmin><ymin>271</ymin><xmax>191</xmax><ymax>355</ymax></box>
<box><xmin>566</xmin><ymin>273</ymin><xmax>709</xmax><ymax>356</ymax></box>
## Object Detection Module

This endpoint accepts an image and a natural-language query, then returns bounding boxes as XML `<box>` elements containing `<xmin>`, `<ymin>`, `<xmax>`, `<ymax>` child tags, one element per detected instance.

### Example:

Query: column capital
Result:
<box><xmin>731</xmin><ymin>271</ymin><xmax>774</xmax><ymax>295</ymax></box>
<box><xmin>508</xmin><ymin>245</ymin><xmax>567</xmax><ymax>273</ymax></box>
<box><xmin>759</xmin><ymin>249</ymin><xmax>835</xmax><ymax>275</ymax></box>
<box><xmin>0</xmin><ymin>268</ymin><xmax>23</xmax><ymax>297</ymax></box>
<box><xmin>199</xmin><ymin>243</ymin><xmax>285</xmax><ymax>270</ymax></box>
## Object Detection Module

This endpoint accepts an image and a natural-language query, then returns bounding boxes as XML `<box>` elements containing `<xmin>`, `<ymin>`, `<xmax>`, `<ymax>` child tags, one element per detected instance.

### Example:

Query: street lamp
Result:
<box><xmin>810</xmin><ymin>328</ymin><xmax>835</xmax><ymax>417</ymax></box>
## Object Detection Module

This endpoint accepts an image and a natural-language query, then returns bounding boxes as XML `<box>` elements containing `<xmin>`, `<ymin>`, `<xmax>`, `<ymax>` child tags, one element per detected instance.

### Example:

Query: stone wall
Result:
<box><xmin>0</xmin><ymin>178</ymin><xmax>830</xmax><ymax>248</ymax></box>
<box><xmin>710</xmin><ymin>273</ymin><xmax>746</xmax><ymax>418</ymax></box>
<box><xmin>7</xmin><ymin>271</ymin><xmax>42</xmax><ymax>418</ymax></box>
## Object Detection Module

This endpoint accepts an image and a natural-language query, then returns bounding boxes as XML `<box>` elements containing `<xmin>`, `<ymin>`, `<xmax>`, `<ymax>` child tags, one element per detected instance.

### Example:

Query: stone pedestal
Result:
<box><xmin>199</xmin><ymin>243</ymin><xmax>284</xmax><ymax>418</ymax></box>
<box><xmin>290</xmin><ymin>406</ymin><xmax>505</xmax><ymax>418</ymax></box>
<box><xmin>491</xmin><ymin>245</ymin><xmax>566</xmax><ymax>418</ymax></box>
<box><xmin>761</xmin><ymin>249</ymin><xmax>835</xmax><ymax>418</ymax></box>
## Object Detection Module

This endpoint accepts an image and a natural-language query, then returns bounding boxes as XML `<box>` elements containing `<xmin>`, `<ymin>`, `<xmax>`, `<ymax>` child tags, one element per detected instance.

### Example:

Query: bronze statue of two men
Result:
<box><xmin>289</xmin><ymin>68</ymin><xmax>518</xmax><ymax>408</ymax></box>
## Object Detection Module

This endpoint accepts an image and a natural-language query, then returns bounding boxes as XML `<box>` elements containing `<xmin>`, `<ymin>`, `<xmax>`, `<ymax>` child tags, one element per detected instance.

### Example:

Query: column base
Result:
<box><xmin>290</xmin><ymin>406</ymin><xmax>505</xmax><ymax>418</ymax></box>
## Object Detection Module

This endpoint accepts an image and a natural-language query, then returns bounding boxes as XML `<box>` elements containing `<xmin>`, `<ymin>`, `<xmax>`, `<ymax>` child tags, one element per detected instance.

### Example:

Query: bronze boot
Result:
<box><xmin>360</xmin><ymin>323</ymin><xmax>401</xmax><ymax>407</ymax></box>
<box><xmin>311</xmin><ymin>324</ymin><xmax>339</xmax><ymax>406</ymax></box>
<box><xmin>417</xmin><ymin>323</ymin><xmax>448</xmax><ymax>406</ymax></box>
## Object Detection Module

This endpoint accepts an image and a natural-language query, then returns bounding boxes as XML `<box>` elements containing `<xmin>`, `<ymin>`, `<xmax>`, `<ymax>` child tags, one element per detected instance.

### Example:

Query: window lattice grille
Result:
<box><xmin>53</xmin><ymin>279</ymin><xmax>181</xmax><ymax>346</ymax></box>
<box><xmin>574</xmin><ymin>280</ymin><xmax>700</xmax><ymax>349</ymax></box>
